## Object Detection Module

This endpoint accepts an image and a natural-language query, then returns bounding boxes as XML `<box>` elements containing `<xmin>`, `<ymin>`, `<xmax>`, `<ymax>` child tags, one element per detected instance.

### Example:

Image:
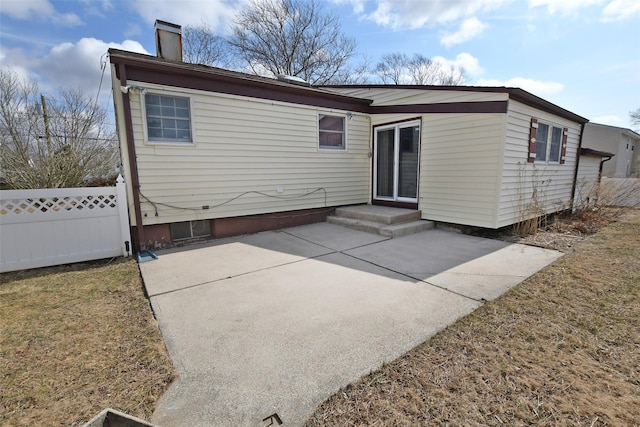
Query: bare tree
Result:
<box><xmin>183</xmin><ymin>22</ymin><xmax>231</xmax><ymax>67</ymax></box>
<box><xmin>0</xmin><ymin>68</ymin><xmax>118</xmax><ymax>189</ymax></box>
<box><xmin>631</xmin><ymin>108</ymin><xmax>640</xmax><ymax>130</ymax></box>
<box><xmin>375</xmin><ymin>52</ymin><xmax>408</xmax><ymax>84</ymax></box>
<box><xmin>228</xmin><ymin>0</ymin><xmax>357</xmax><ymax>85</ymax></box>
<box><xmin>374</xmin><ymin>52</ymin><xmax>467</xmax><ymax>85</ymax></box>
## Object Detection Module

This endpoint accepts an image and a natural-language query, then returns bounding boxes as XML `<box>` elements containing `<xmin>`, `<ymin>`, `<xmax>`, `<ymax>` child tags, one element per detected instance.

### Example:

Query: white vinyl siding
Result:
<box><xmin>574</xmin><ymin>155</ymin><xmax>602</xmax><ymax>209</ymax></box>
<box><xmin>499</xmin><ymin>100</ymin><xmax>581</xmax><ymax>227</ymax></box>
<box><xmin>418</xmin><ymin>113</ymin><xmax>505</xmax><ymax>228</ymax></box>
<box><xmin>125</xmin><ymin>82</ymin><xmax>370</xmax><ymax>226</ymax></box>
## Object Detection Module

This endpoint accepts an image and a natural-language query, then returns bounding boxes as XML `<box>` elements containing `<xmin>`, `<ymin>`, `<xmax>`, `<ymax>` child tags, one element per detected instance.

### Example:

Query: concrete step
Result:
<box><xmin>379</xmin><ymin>220</ymin><xmax>435</xmax><ymax>238</ymax></box>
<box><xmin>326</xmin><ymin>216</ymin><xmax>384</xmax><ymax>235</ymax></box>
<box><xmin>334</xmin><ymin>205</ymin><xmax>421</xmax><ymax>225</ymax></box>
<box><xmin>327</xmin><ymin>216</ymin><xmax>434</xmax><ymax>238</ymax></box>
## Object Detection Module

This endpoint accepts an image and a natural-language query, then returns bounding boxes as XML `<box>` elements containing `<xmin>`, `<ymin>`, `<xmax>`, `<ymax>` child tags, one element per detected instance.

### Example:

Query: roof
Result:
<box><xmin>322</xmin><ymin>84</ymin><xmax>589</xmax><ymax>124</ymax></box>
<box><xmin>109</xmin><ymin>49</ymin><xmax>373</xmax><ymax>113</ymax></box>
<box><xmin>580</xmin><ymin>147</ymin><xmax>615</xmax><ymax>158</ymax></box>
<box><xmin>586</xmin><ymin>122</ymin><xmax>640</xmax><ymax>140</ymax></box>
<box><xmin>109</xmin><ymin>49</ymin><xmax>588</xmax><ymax>123</ymax></box>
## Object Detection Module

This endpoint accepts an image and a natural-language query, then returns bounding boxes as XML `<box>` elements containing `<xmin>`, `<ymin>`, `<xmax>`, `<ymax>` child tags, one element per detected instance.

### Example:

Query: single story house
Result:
<box><xmin>109</xmin><ymin>23</ymin><xmax>594</xmax><ymax>251</ymax></box>
<box><xmin>582</xmin><ymin>122</ymin><xmax>639</xmax><ymax>178</ymax></box>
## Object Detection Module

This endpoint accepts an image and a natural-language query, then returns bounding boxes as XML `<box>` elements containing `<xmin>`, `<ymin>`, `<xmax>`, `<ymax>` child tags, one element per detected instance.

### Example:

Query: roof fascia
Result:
<box><xmin>324</xmin><ymin>84</ymin><xmax>589</xmax><ymax>124</ymax></box>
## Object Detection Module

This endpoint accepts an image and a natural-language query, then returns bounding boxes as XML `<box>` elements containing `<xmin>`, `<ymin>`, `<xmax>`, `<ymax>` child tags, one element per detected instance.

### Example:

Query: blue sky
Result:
<box><xmin>1</xmin><ymin>0</ymin><xmax>639</xmax><ymax>129</ymax></box>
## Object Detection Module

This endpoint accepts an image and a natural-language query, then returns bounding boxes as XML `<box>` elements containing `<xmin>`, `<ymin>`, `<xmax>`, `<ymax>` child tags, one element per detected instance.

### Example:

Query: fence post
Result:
<box><xmin>116</xmin><ymin>174</ymin><xmax>133</xmax><ymax>257</ymax></box>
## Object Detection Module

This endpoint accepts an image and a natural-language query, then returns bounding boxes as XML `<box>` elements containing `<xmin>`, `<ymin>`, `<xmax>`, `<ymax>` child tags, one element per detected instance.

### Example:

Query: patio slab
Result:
<box><xmin>141</xmin><ymin>223</ymin><xmax>563</xmax><ymax>426</ymax></box>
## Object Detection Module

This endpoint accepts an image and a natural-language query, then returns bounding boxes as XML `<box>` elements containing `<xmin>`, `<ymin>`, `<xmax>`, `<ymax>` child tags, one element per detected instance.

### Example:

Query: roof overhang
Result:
<box><xmin>109</xmin><ymin>49</ymin><xmax>373</xmax><ymax>113</ymax></box>
<box><xmin>323</xmin><ymin>84</ymin><xmax>589</xmax><ymax>124</ymax></box>
<box><xmin>580</xmin><ymin>147</ymin><xmax>615</xmax><ymax>158</ymax></box>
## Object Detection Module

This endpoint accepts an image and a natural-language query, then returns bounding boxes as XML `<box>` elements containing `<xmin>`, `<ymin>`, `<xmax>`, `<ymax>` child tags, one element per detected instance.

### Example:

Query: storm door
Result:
<box><xmin>373</xmin><ymin>121</ymin><xmax>420</xmax><ymax>203</ymax></box>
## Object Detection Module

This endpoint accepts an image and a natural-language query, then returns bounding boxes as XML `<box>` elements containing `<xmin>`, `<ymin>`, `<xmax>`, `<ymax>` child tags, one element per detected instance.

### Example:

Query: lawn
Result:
<box><xmin>306</xmin><ymin>209</ymin><xmax>640</xmax><ymax>426</ymax></box>
<box><xmin>0</xmin><ymin>259</ymin><xmax>174</xmax><ymax>426</ymax></box>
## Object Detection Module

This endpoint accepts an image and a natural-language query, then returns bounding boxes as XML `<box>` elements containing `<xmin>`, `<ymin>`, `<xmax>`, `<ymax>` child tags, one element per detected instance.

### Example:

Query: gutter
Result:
<box><xmin>118</xmin><ymin>63</ymin><xmax>147</xmax><ymax>252</ymax></box>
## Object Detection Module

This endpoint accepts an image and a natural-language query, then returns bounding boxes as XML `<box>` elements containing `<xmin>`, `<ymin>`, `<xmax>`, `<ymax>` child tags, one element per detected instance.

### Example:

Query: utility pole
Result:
<box><xmin>40</xmin><ymin>94</ymin><xmax>53</xmax><ymax>154</ymax></box>
<box><xmin>41</xmin><ymin>94</ymin><xmax>54</xmax><ymax>186</ymax></box>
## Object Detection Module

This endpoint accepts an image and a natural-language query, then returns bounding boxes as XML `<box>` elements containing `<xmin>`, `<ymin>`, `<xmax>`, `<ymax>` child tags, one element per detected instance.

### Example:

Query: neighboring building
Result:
<box><xmin>582</xmin><ymin>122</ymin><xmax>640</xmax><ymax>178</ymax></box>
<box><xmin>109</xmin><ymin>22</ymin><xmax>592</xmax><ymax>250</ymax></box>
<box><xmin>574</xmin><ymin>148</ymin><xmax>615</xmax><ymax>209</ymax></box>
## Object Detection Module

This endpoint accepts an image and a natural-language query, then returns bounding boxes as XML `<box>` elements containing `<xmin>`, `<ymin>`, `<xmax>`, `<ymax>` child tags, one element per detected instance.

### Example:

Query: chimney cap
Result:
<box><xmin>154</xmin><ymin>19</ymin><xmax>182</xmax><ymax>33</ymax></box>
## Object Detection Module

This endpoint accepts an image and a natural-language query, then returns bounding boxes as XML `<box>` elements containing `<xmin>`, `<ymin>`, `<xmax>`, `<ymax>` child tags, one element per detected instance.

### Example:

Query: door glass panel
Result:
<box><xmin>376</xmin><ymin>129</ymin><xmax>395</xmax><ymax>198</ymax></box>
<box><xmin>398</xmin><ymin>126</ymin><xmax>419</xmax><ymax>199</ymax></box>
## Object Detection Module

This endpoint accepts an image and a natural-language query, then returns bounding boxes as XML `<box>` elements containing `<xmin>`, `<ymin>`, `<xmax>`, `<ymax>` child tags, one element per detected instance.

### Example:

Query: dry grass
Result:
<box><xmin>306</xmin><ymin>209</ymin><xmax>640</xmax><ymax>426</ymax></box>
<box><xmin>0</xmin><ymin>259</ymin><xmax>175</xmax><ymax>426</ymax></box>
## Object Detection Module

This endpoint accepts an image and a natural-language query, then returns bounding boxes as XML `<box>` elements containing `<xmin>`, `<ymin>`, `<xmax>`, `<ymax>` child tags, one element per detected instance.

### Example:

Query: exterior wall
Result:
<box><xmin>369</xmin><ymin>112</ymin><xmax>506</xmax><ymax>228</ymax></box>
<box><xmin>499</xmin><ymin>100</ymin><xmax>582</xmax><ymax>227</ymax></box>
<box><xmin>327</xmin><ymin>87</ymin><xmax>507</xmax><ymax>106</ymax></box>
<box><xmin>418</xmin><ymin>113</ymin><xmax>506</xmax><ymax>227</ymax></box>
<box><xmin>120</xmin><ymin>81</ymin><xmax>371</xmax><ymax>227</ymax></box>
<box><xmin>574</xmin><ymin>155</ymin><xmax>602</xmax><ymax>209</ymax></box>
<box><xmin>582</xmin><ymin>123</ymin><xmax>640</xmax><ymax>177</ymax></box>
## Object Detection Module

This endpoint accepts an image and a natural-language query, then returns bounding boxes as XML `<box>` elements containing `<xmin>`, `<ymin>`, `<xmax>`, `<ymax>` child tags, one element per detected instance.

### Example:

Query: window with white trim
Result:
<box><xmin>318</xmin><ymin>114</ymin><xmax>345</xmax><ymax>150</ymax></box>
<box><xmin>144</xmin><ymin>93</ymin><xmax>193</xmax><ymax>143</ymax></box>
<box><xmin>535</xmin><ymin>122</ymin><xmax>563</xmax><ymax>163</ymax></box>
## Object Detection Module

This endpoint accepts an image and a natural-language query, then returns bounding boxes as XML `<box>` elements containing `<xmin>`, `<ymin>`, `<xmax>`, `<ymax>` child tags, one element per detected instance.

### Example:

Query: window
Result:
<box><xmin>319</xmin><ymin>114</ymin><xmax>345</xmax><ymax>149</ymax></box>
<box><xmin>170</xmin><ymin>220</ymin><xmax>211</xmax><ymax>240</ymax></box>
<box><xmin>144</xmin><ymin>93</ymin><xmax>192</xmax><ymax>143</ymax></box>
<box><xmin>535</xmin><ymin>121</ymin><xmax>563</xmax><ymax>163</ymax></box>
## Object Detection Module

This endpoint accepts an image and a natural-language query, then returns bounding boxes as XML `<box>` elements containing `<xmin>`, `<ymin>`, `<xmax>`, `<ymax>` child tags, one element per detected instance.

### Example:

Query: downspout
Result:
<box><xmin>599</xmin><ymin>155</ymin><xmax>613</xmax><ymax>179</ymax></box>
<box><xmin>594</xmin><ymin>155</ymin><xmax>613</xmax><ymax>207</ymax></box>
<box><xmin>570</xmin><ymin>122</ymin><xmax>586</xmax><ymax>210</ymax></box>
<box><xmin>118</xmin><ymin>63</ymin><xmax>147</xmax><ymax>252</ymax></box>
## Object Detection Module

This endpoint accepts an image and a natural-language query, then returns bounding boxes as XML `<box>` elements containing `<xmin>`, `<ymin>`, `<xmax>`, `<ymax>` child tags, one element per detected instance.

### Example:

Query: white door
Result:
<box><xmin>373</xmin><ymin>121</ymin><xmax>420</xmax><ymax>203</ymax></box>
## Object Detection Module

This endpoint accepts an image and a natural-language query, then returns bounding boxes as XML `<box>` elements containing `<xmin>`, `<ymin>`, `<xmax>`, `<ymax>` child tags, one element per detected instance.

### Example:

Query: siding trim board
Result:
<box><xmin>370</xmin><ymin>101</ymin><xmax>508</xmax><ymax>114</ymax></box>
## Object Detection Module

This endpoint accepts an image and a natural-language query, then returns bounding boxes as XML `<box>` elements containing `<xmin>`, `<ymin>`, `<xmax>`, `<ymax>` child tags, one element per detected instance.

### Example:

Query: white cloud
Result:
<box><xmin>0</xmin><ymin>0</ymin><xmax>83</xmax><ymax>26</ymax></box>
<box><xmin>332</xmin><ymin>0</ymin><xmax>367</xmax><ymax>14</ymax></box>
<box><xmin>528</xmin><ymin>0</ymin><xmax>604</xmax><ymax>15</ymax></box>
<box><xmin>440</xmin><ymin>17</ymin><xmax>488</xmax><ymax>47</ymax></box>
<box><xmin>477</xmin><ymin>77</ymin><xmax>564</xmax><ymax>96</ymax></box>
<box><xmin>433</xmin><ymin>52</ymin><xmax>484</xmax><ymax>77</ymax></box>
<box><xmin>0</xmin><ymin>45</ymin><xmax>39</xmax><ymax>84</ymax></box>
<box><xmin>128</xmin><ymin>0</ymin><xmax>244</xmax><ymax>33</ymax></box>
<box><xmin>602</xmin><ymin>0</ymin><xmax>640</xmax><ymax>20</ymax></box>
<box><xmin>37</xmin><ymin>38</ymin><xmax>149</xmax><ymax>95</ymax></box>
<box><xmin>359</xmin><ymin>0</ymin><xmax>510</xmax><ymax>29</ymax></box>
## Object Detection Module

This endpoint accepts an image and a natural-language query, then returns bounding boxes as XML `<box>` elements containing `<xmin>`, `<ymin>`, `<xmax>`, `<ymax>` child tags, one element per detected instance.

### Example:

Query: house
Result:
<box><xmin>109</xmin><ymin>21</ymin><xmax>592</xmax><ymax>251</ymax></box>
<box><xmin>582</xmin><ymin>122</ymin><xmax>640</xmax><ymax>178</ymax></box>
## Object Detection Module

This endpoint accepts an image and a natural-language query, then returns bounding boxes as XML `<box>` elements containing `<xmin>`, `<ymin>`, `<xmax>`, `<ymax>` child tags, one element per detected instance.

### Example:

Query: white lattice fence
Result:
<box><xmin>0</xmin><ymin>176</ymin><xmax>132</xmax><ymax>273</ymax></box>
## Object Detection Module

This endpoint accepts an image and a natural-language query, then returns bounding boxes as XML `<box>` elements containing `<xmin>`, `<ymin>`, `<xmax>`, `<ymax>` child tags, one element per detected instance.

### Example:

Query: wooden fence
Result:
<box><xmin>0</xmin><ymin>176</ymin><xmax>132</xmax><ymax>273</ymax></box>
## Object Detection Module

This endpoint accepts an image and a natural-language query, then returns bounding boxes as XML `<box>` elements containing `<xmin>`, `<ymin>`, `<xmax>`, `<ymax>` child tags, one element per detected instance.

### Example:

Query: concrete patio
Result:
<box><xmin>140</xmin><ymin>222</ymin><xmax>563</xmax><ymax>426</ymax></box>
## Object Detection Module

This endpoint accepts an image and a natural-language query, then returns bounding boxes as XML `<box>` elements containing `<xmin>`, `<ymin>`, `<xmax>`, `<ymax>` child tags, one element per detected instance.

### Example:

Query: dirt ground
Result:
<box><xmin>306</xmin><ymin>209</ymin><xmax>640</xmax><ymax>426</ymax></box>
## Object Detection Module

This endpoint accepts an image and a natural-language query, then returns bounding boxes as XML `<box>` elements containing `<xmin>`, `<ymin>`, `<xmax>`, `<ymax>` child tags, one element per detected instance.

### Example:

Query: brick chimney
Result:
<box><xmin>154</xmin><ymin>20</ymin><xmax>182</xmax><ymax>61</ymax></box>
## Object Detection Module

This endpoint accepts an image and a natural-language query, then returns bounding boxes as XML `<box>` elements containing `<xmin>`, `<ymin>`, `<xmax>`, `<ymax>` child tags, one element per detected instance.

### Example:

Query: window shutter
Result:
<box><xmin>560</xmin><ymin>127</ymin><xmax>568</xmax><ymax>164</ymax></box>
<box><xmin>527</xmin><ymin>118</ymin><xmax>538</xmax><ymax>163</ymax></box>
